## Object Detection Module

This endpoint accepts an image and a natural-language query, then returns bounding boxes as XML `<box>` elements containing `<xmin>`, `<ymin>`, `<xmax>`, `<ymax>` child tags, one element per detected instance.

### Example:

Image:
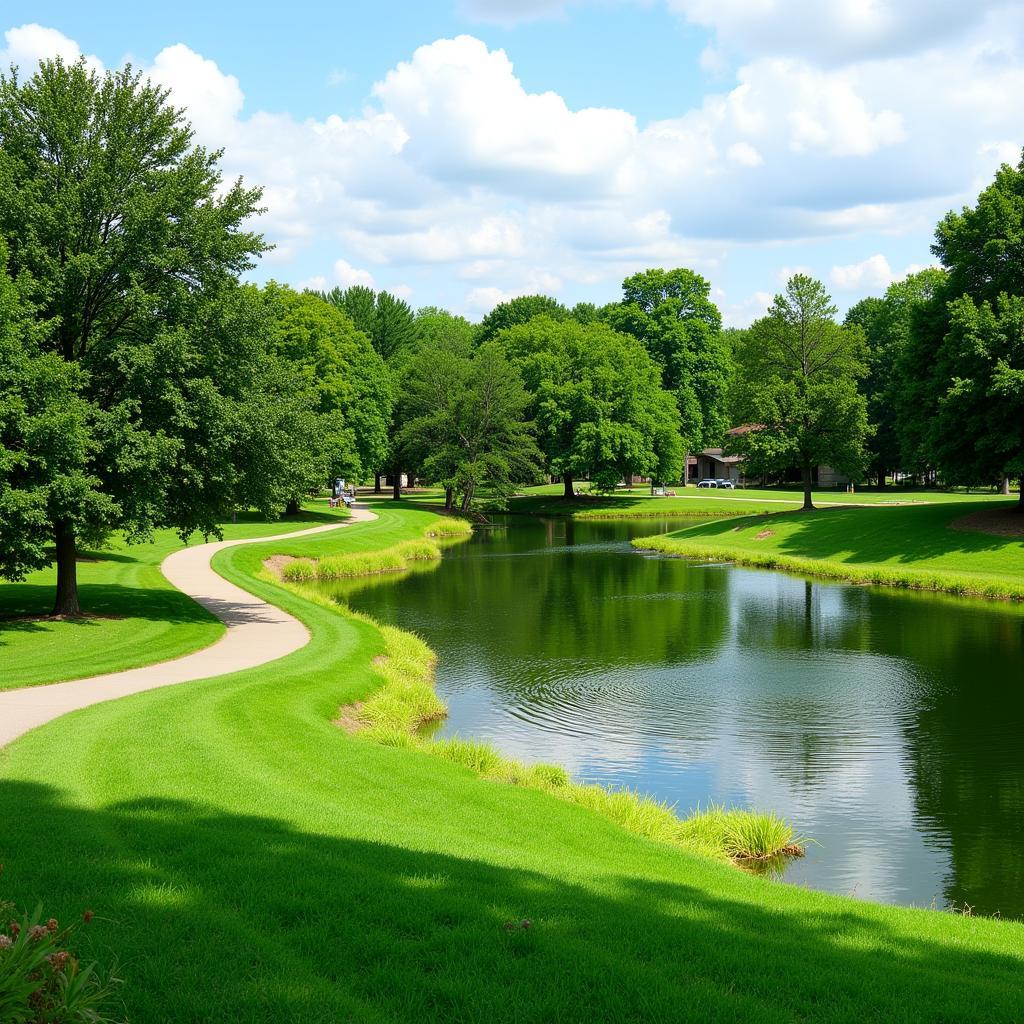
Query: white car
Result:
<box><xmin>696</xmin><ymin>478</ymin><xmax>718</xmax><ymax>488</ymax></box>
<box><xmin>715</xmin><ymin>479</ymin><xmax>736</xmax><ymax>489</ymax></box>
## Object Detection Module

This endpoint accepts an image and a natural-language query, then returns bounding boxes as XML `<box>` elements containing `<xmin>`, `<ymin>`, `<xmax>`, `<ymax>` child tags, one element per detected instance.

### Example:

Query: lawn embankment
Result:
<box><xmin>506</xmin><ymin>484</ymin><xmax>1009</xmax><ymax>520</ymax></box>
<box><xmin>1</xmin><ymin>501</ymin><xmax>1022</xmax><ymax>1022</ymax></box>
<box><xmin>279</xmin><ymin>517</ymin><xmax>473</xmax><ymax>582</ymax></box>
<box><xmin>0</xmin><ymin>503</ymin><xmax>350</xmax><ymax>689</ymax></box>
<box><xmin>634</xmin><ymin>501</ymin><xmax>1024</xmax><ymax>600</ymax></box>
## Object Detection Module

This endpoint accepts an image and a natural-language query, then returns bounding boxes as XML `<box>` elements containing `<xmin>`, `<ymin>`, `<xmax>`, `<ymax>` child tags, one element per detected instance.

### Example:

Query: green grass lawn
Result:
<box><xmin>506</xmin><ymin>483</ymin><xmax>1010</xmax><ymax>519</ymax></box>
<box><xmin>635</xmin><ymin>501</ymin><xmax>1024</xmax><ymax>599</ymax></box>
<box><xmin>0</xmin><ymin>503</ymin><xmax>349</xmax><ymax>689</ymax></box>
<box><xmin>1</xmin><ymin>500</ymin><xmax>1022</xmax><ymax>1022</ymax></box>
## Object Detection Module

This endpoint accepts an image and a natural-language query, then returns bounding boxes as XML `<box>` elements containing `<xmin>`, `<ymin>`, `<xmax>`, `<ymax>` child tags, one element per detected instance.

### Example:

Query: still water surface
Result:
<box><xmin>330</xmin><ymin>516</ymin><xmax>1024</xmax><ymax>917</ymax></box>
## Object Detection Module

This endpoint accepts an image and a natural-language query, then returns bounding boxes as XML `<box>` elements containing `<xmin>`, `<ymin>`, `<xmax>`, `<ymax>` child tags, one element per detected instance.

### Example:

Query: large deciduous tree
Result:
<box><xmin>397</xmin><ymin>342</ymin><xmax>541</xmax><ymax>512</ymax></box>
<box><xmin>477</xmin><ymin>294</ymin><xmax>567</xmax><ymax>344</ymax></box>
<box><xmin>0</xmin><ymin>58</ymin><xmax>266</xmax><ymax>614</ymax></box>
<box><xmin>845</xmin><ymin>269</ymin><xmax>946</xmax><ymax>487</ymax></box>
<box><xmin>604</xmin><ymin>268</ymin><xmax>730</xmax><ymax>477</ymax></box>
<box><xmin>265</xmin><ymin>284</ymin><xmax>392</xmax><ymax>495</ymax></box>
<box><xmin>497</xmin><ymin>316</ymin><xmax>683</xmax><ymax>498</ymax></box>
<box><xmin>731</xmin><ymin>275</ymin><xmax>869</xmax><ymax>510</ymax></box>
<box><xmin>902</xmin><ymin>152</ymin><xmax>1024</xmax><ymax>503</ymax></box>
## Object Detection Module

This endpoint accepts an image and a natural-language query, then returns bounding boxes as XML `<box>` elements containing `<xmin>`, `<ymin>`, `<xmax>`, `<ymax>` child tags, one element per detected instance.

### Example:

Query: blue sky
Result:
<box><xmin>4</xmin><ymin>1</ymin><xmax>1023</xmax><ymax>323</ymax></box>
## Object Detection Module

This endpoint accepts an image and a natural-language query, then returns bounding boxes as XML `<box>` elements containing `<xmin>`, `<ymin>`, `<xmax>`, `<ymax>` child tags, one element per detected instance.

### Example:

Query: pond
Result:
<box><xmin>329</xmin><ymin>515</ymin><xmax>1024</xmax><ymax>918</ymax></box>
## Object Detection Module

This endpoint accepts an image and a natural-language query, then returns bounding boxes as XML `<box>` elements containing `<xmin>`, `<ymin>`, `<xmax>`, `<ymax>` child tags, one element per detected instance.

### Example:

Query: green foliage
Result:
<box><xmin>604</xmin><ymin>267</ymin><xmax>730</xmax><ymax>452</ymax></box>
<box><xmin>933</xmin><ymin>148</ymin><xmax>1024</xmax><ymax>303</ymax></box>
<box><xmin>477</xmin><ymin>294</ymin><xmax>568</xmax><ymax>343</ymax></box>
<box><xmin>0</xmin><ymin>898</ymin><xmax>122</xmax><ymax>1023</ymax></box>
<box><xmin>324</xmin><ymin>286</ymin><xmax>415</xmax><ymax>364</ymax></box>
<box><xmin>846</xmin><ymin>269</ymin><xmax>946</xmax><ymax>484</ymax></box>
<box><xmin>411</xmin><ymin>307</ymin><xmax>476</xmax><ymax>358</ymax></box>
<box><xmin>263</xmin><ymin>284</ymin><xmax>392</xmax><ymax>481</ymax></box>
<box><xmin>498</xmin><ymin>316</ymin><xmax>683</xmax><ymax>491</ymax></box>
<box><xmin>931</xmin><ymin>294</ymin><xmax>1024</xmax><ymax>485</ymax></box>
<box><xmin>0</xmin><ymin>58</ymin><xmax>267</xmax><ymax>612</ymax></box>
<box><xmin>731</xmin><ymin>275</ymin><xmax>869</xmax><ymax>507</ymax></box>
<box><xmin>898</xmin><ymin>154</ymin><xmax>1024</xmax><ymax>493</ymax></box>
<box><xmin>397</xmin><ymin>341</ymin><xmax>542</xmax><ymax>510</ymax></box>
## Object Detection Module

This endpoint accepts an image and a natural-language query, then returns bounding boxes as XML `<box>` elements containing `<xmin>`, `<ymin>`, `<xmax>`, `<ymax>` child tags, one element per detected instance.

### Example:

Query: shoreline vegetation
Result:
<box><xmin>268</xmin><ymin>520</ymin><xmax>805</xmax><ymax>865</ymax></box>
<box><xmin>632</xmin><ymin>502</ymin><xmax>1024</xmax><ymax>602</ymax></box>
<box><xmin>279</xmin><ymin>518</ymin><xmax>473</xmax><ymax>582</ymax></box>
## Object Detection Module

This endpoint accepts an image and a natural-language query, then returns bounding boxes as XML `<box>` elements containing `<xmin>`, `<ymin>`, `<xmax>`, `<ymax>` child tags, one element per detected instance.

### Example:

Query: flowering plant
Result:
<box><xmin>0</xmin><ymin>868</ymin><xmax>122</xmax><ymax>1024</ymax></box>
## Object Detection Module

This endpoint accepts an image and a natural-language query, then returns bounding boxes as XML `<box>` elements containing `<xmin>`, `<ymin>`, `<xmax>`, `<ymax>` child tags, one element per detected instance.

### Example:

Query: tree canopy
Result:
<box><xmin>264</xmin><ymin>284</ymin><xmax>392</xmax><ymax>482</ymax></box>
<box><xmin>477</xmin><ymin>294</ymin><xmax>568</xmax><ymax>344</ymax></box>
<box><xmin>0</xmin><ymin>58</ymin><xmax>268</xmax><ymax>613</ymax></box>
<box><xmin>604</xmin><ymin>268</ymin><xmax>730</xmax><ymax>458</ymax></box>
<box><xmin>497</xmin><ymin>316</ymin><xmax>683</xmax><ymax>497</ymax></box>
<box><xmin>397</xmin><ymin>341</ymin><xmax>541</xmax><ymax>511</ymax></box>
<box><xmin>731</xmin><ymin>275</ymin><xmax>869</xmax><ymax>509</ymax></box>
<box><xmin>845</xmin><ymin>269</ymin><xmax>946</xmax><ymax>486</ymax></box>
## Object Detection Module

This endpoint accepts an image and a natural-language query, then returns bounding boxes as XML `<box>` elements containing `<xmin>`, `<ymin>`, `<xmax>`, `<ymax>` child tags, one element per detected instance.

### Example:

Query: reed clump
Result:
<box><xmin>424</xmin><ymin>517</ymin><xmax>474</xmax><ymax>538</ymax></box>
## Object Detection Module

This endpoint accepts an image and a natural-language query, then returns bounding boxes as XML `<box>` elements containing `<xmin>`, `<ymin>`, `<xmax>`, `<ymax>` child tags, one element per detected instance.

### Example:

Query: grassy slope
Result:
<box><xmin>637</xmin><ymin>501</ymin><xmax>1024</xmax><ymax>595</ymax></box>
<box><xmin>1</xmin><ymin>501</ymin><xmax>1022</xmax><ymax>1023</ymax></box>
<box><xmin>507</xmin><ymin>484</ymin><xmax>1009</xmax><ymax>519</ymax></box>
<box><xmin>0</xmin><ymin>504</ymin><xmax>349</xmax><ymax>689</ymax></box>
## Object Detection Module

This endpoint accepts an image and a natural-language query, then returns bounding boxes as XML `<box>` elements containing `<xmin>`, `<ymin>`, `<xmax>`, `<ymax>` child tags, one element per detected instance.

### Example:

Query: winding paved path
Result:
<box><xmin>0</xmin><ymin>505</ymin><xmax>376</xmax><ymax>748</ymax></box>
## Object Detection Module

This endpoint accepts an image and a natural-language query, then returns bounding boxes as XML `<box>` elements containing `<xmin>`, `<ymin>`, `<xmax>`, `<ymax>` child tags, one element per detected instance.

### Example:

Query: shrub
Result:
<box><xmin>0</xmin><ymin>898</ymin><xmax>122</xmax><ymax>1023</ymax></box>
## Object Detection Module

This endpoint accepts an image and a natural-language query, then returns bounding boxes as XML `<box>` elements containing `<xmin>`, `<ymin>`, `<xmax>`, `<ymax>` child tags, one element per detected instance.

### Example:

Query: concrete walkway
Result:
<box><xmin>0</xmin><ymin>505</ymin><xmax>376</xmax><ymax>748</ymax></box>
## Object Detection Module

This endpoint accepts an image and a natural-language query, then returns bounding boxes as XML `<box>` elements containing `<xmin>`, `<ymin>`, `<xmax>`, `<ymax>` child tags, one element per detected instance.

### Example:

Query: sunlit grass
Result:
<box><xmin>635</xmin><ymin>509</ymin><xmax>1024</xmax><ymax>602</ymax></box>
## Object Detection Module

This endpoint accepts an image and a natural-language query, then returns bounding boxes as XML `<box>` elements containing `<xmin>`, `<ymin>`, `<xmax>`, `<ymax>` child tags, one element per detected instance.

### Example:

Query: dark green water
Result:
<box><xmin>331</xmin><ymin>516</ymin><xmax>1024</xmax><ymax>917</ymax></box>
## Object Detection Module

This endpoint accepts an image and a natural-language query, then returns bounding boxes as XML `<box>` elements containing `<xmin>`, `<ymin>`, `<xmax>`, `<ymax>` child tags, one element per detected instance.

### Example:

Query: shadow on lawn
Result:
<box><xmin>0</xmin><ymin>584</ymin><xmax>216</xmax><ymax>635</ymax></box>
<box><xmin>0</xmin><ymin>779</ymin><xmax>1021</xmax><ymax>1023</ymax></box>
<box><xmin>703</xmin><ymin>502</ymin><xmax>1021</xmax><ymax>566</ymax></box>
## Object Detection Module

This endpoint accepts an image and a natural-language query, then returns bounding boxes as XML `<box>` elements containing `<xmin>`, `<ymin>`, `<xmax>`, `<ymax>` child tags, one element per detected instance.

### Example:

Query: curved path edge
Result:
<box><xmin>0</xmin><ymin>505</ymin><xmax>377</xmax><ymax>748</ymax></box>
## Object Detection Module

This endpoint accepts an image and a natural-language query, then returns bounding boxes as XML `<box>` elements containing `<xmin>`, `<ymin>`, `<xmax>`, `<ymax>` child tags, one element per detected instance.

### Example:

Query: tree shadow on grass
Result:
<box><xmin>0</xmin><ymin>584</ymin><xmax>216</xmax><ymax>636</ymax></box>
<box><xmin>0</xmin><ymin>779</ymin><xmax>1021</xmax><ymax>1023</ymax></box>
<box><xmin>705</xmin><ymin>503</ymin><xmax>1021</xmax><ymax>567</ymax></box>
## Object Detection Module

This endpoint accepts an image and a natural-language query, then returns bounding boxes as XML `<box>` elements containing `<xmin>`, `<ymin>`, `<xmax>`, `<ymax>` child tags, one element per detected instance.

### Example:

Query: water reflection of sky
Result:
<box><xmin>347</xmin><ymin>517</ymin><xmax>1024</xmax><ymax>918</ymax></box>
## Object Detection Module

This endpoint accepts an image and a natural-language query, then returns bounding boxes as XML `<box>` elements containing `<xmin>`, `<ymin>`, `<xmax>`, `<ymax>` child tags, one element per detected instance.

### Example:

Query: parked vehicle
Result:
<box><xmin>715</xmin><ymin>479</ymin><xmax>736</xmax><ymax>489</ymax></box>
<box><xmin>697</xmin><ymin>479</ymin><xmax>718</xmax><ymax>488</ymax></box>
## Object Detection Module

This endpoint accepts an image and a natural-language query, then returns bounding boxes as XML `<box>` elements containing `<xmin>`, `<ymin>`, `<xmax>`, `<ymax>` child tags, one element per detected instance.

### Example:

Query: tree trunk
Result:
<box><xmin>53</xmin><ymin>520</ymin><xmax>81</xmax><ymax>617</ymax></box>
<box><xmin>374</xmin><ymin>473</ymin><xmax>382</xmax><ymax>494</ymax></box>
<box><xmin>562</xmin><ymin>473</ymin><xmax>575</xmax><ymax>499</ymax></box>
<box><xmin>285</xmin><ymin>497</ymin><xmax>301</xmax><ymax>516</ymax></box>
<box><xmin>460</xmin><ymin>483</ymin><xmax>475</xmax><ymax>513</ymax></box>
<box><xmin>1017</xmin><ymin>483</ymin><xmax>1024</xmax><ymax>512</ymax></box>
<box><xmin>392</xmin><ymin>469</ymin><xmax>401</xmax><ymax>501</ymax></box>
<box><xmin>877</xmin><ymin>468</ymin><xmax>885</xmax><ymax>489</ymax></box>
<box><xmin>801</xmin><ymin>462</ymin><xmax>815</xmax><ymax>511</ymax></box>
<box><xmin>444</xmin><ymin>486</ymin><xmax>454</xmax><ymax>511</ymax></box>
<box><xmin>681</xmin><ymin>452</ymin><xmax>689</xmax><ymax>487</ymax></box>
<box><xmin>1001</xmin><ymin>476</ymin><xmax>1011</xmax><ymax>496</ymax></box>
